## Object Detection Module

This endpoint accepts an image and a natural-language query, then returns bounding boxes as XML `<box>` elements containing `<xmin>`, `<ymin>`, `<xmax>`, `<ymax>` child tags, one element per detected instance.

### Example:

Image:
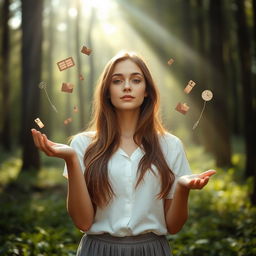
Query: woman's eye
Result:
<box><xmin>132</xmin><ymin>79</ymin><xmax>141</xmax><ymax>84</ymax></box>
<box><xmin>112</xmin><ymin>79</ymin><xmax>123</xmax><ymax>84</ymax></box>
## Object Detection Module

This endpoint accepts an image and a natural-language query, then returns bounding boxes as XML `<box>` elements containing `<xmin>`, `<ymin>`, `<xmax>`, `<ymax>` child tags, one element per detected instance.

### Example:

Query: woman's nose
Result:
<box><xmin>123</xmin><ymin>80</ymin><xmax>131</xmax><ymax>91</ymax></box>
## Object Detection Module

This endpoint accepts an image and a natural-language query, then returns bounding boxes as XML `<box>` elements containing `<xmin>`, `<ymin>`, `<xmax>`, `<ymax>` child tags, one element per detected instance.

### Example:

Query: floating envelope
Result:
<box><xmin>175</xmin><ymin>102</ymin><xmax>190</xmax><ymax>115</ymax></box>
<box><xmin>81</xmin><ymin>46</ymin><xmax>92</xmax><ymax>55</ymax></box>
<box><xmin>61</xmin><ymin>82</ymin><xmax>74</xmax><ymax>93</ymax></box>
<box><xmin>64</xmin><ymin>117</ymin><xmax>72</xmax><ymax>125</ymax></box>
<box><xmin>167</xmin><ymin>58</ymin><xmax>174</xmax><ymax>65</ymax></box>
<box><xmin>73</xmin><ymin>106</ymin><xmax>78</xmax><ymax>113</ymax></box>
<box><xmin>57</xmin><ymin>57</ymin><xmax>75</xmax><ymax>71</ymax></box>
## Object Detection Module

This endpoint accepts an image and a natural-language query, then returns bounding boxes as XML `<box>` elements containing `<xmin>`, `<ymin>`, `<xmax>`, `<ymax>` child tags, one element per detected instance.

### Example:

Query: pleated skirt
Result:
<box><xmin>76</xmin><ymin>232</ymin><xmax>172</xmax><ymax>256</ymax></box>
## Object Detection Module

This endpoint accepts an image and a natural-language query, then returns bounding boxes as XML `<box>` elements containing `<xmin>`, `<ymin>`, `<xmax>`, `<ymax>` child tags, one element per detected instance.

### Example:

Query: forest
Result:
<box><xmin>0</xmin><ymin>0</ymin><xmax>256</xmax><ymax>255</ymax></box>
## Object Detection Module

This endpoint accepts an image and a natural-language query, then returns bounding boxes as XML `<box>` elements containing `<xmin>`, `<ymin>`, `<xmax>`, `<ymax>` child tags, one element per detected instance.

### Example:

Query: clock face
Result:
<box><xmin>201</xmin><ymin>90</ymin><xmax>213</xmax><ymax>101</ymax></box>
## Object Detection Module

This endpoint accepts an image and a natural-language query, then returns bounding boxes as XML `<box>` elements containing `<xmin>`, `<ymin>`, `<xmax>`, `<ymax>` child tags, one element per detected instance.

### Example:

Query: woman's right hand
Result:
<box><xmin>31</xmin><ymin>129</ymin><xmax>76</xmax><ymax>162</ymax></box>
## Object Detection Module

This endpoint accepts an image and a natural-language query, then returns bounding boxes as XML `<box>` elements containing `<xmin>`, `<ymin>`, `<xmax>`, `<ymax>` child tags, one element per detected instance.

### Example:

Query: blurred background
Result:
<box><xmin>0</xmin><ymin>0</ymin><xmax>256</xmax><ymax>255</ymax></box>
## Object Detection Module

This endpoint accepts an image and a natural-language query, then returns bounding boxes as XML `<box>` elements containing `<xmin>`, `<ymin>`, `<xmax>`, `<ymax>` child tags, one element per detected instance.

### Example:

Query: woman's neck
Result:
<box><xmin>116</xmin><ymin>109</ymin><xmax>139</xmax><ymax>138</ymax></box>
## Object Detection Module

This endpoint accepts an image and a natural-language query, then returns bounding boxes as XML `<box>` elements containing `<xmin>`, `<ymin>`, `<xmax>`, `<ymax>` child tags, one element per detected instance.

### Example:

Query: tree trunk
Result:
<box><xmin>1</xmin><ymin>0</ymin><xmax>11</xmax><ymax>151</ymax></box>
<box><xmin>235</xmin><ymin>0</ymin><xmax>256</xmax><ymax>179</ymax></box>
<box><xmin>251</xmin><ymin>0</ymin><xmax>256</xmax><ymax>206</ymax></box>
<box><xmin>208</xmin><ymin>0</ymin><xmax>231</xmax><ymax>166</ymax></box>
<box><xmin>75</xmin><ymin>0</ymin><xmax>86</xmax><ymax>128</ymax></box>
<box><xmin>21</xmin><ymin>0</ymin><xmax>43</xmax><ymax>170</ymax></box>
<box><xmin>192</xmin><ymin>0</ymin><xmax>209</xmax><ymax>146</ymax></box>
<box><xmin>64</xmin><ymin>0</ymin><xmax>72</xmax><ymax>136</ymax></box>
<box><xmin>86</xmin><ymin>6</ymin><xmax>96</xmax><ymax>119</ymax></box>
<box><xmin>180</xmin><ymin>0</ymin><xmax>200</xmax><ymax>140</ymax></box>
<box><xmin>45</xmin><ymin>0</ymin><xmax>54</xmax><ymax>137</ymax></box>
<box><xmin>224</xmin><ymin>1</ymin><xmax>242</xmax><ymax>136</ymax></box>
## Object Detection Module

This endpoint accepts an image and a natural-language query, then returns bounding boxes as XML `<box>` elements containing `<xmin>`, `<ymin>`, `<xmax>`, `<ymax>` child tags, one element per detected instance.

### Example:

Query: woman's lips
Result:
<box><xmin>120</xmin><ymin>95</ymin><xmax>135</xmax><ymax>100</ymax></box>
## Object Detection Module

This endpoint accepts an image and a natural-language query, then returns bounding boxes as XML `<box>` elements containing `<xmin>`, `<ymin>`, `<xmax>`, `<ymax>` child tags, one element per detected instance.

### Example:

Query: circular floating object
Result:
<box><xmin>201</xmin><ymin>90</ymin><xmax>213</xmax><ymax>101</ymax></box>
<box><xmin>39</xmin><ymin>81</ymin><xmax>47</xmax><ymax>89</ymax></box>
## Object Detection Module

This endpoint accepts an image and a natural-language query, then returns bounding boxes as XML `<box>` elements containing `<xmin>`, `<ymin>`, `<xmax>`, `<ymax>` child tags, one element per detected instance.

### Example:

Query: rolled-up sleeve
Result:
<box><xmin>161</xmin><ymin>134</ymin><xmax>192</xmax><ymax>199</ymax></box>
<box><xmin>63</xmin><ymin>133</ymin><xmax>93</xmax><ymax>178</ymax></box>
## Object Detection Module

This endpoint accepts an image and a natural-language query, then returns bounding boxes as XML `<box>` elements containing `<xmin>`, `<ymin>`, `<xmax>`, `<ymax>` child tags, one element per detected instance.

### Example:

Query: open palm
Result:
<box><xmin>178</xmin><ymin>170</ymin><xmax>216</xmax><ymax>190</ymax></box>
<box><xmin>31</xmin><ymin>129</ymin><xmax>76</xmax><ymax>161</ymax></box>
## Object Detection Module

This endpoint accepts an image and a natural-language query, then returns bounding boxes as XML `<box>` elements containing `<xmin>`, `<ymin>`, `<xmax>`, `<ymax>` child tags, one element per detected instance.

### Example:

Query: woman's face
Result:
<box><xmin>109</xmin><ymin>59</ymin><xmax>147</xmax><ymax>111</ymax></box>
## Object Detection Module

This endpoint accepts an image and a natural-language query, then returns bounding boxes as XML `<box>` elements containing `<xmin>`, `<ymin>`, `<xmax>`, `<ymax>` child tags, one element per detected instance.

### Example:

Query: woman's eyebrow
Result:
<box><xmin>131</xmin><ymin>72</ymin><xmax>144</xmax><ymax>77</ymax></box>
<box><xmin>111</xmin><ymin>72</ymin><xmax>143</xmax><ymax>77</ymax></box>
<box><xmin>111</xmin><ymin>73</ymin><xmax>123</xmax><ymax>77</ymax></box>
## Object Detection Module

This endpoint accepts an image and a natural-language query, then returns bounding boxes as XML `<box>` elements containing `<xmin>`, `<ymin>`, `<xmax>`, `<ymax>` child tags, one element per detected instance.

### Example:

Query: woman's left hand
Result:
<box><xmin>178</xmin><ymin>169</ymin><xmax>216</xmax><ymax>190</ymax></box>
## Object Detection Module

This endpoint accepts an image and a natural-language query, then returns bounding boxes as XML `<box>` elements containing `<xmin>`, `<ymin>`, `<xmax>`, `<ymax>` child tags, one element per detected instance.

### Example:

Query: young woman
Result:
<box><xmin>31</xmin><ymin>51</ymin><xmax>216</xmax><ymax>256</ymax></box>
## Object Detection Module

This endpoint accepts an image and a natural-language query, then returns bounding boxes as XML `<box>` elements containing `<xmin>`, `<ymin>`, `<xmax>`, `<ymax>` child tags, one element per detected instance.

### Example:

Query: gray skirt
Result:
<box><xmin>76</xmin><ymin>232</ymin><xmax>172</xmax><ymax>256</ymax></box>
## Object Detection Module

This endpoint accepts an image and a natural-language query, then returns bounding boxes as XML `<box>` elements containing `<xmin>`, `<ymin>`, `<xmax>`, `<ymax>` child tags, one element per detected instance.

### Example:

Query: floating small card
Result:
<box><xmin>61</xmin><ymin>82</ymin><xmax>74</xmax><ymax>93</ymax></box>
<box><xmin>81</xmin><ymin>46</ymin><xmax>92</xmax><ymax>55</ymax></box>
<box><xmin>175</xmin><ymin>102</ymin><xmax>190</xmax><ymax>115</ymax></box>
<box><xmin>34</xmin><ymin>118</ymin><xmax>44</xmax><ymax>128</ymax></box>
<box><xmin>57</xmin><ymin>57</ymin><xmax>75</xmax><ymax>71</ymax></box>
<box><xmin>167</xmin><ymin>58</ymin><xmax>174</xmax><ymax>65</ymax></box>
<box><xmin>184</xmin><ymin>80</ymin><xmax>196</xmax><ymax>94</ymax></box>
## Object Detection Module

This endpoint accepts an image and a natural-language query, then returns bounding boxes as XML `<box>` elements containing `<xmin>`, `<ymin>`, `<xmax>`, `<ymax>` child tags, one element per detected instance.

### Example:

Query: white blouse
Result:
<box><xmin>63</xmin><ymin>131</ymin><xmax>192</xmax><ymax>237</ymax></box>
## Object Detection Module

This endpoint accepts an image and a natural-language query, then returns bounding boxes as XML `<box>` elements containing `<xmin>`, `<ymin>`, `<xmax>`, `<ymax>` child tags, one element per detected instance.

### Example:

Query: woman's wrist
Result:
<box><xmin>65</xmin><ymin>153</ymin><xmax>78</xmax><ymax>166</ymax></box>
<box><xmin>176</xmin><ymin>182</ymin><xmax>190</xmax><ymax>194</ymax></box>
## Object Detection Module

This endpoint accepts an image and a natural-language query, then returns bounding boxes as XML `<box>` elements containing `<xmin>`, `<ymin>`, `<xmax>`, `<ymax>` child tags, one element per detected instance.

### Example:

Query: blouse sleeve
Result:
<box><xmin>63</xmin><ymin>133</ymin><xmax>92</xmax><ymax>178</ymax></box>
<box><xmin>162</xmin><ymin>134</ymin><xmax>192</xmax><ymax>199</ymax></box>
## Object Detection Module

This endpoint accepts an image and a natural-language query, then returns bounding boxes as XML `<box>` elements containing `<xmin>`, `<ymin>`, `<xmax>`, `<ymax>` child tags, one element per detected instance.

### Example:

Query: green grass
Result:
<box><xmin>0</xmin><ymin>144</ymin><xmax>255</xmax><ymax>256</ymax></box>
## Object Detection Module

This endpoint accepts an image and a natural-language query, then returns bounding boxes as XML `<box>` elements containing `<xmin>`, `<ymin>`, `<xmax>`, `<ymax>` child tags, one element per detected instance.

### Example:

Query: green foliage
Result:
<box><xmin>168</xmin><ymin>168</ymin><xmax>256</xmax><ymax>256</ymax></box>
<box><xmin>0</xmin><ymin>153</ymin><xmax>255</xmax><ymax>255</ymax></box>
<box><xmin>0</xmin><ymin>159</ymin><xmax>81</xmax><ymax>255</ymax></box>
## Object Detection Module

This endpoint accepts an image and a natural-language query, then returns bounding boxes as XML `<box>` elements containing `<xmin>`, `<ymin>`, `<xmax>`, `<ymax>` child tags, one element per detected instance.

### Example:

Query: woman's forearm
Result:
<box><xmin>166</xmin><ymin>184</ymin><xmax>190</xmax><ymax>234</ymax></box>
<box><xmin>66</xmin><ymin>155</ymin><xmax>94</xmax><ymax>231</ymax></box>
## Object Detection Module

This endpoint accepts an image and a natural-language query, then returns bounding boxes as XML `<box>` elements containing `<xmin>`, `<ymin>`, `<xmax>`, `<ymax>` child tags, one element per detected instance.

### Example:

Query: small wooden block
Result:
<box><xmin>61</xmin><ymin>83</ymin><xmax>74</xmax><ymax>93</ymax></box>
<box><xmin>34</xmin><ymin>118</ymin><xmax>44</xmax><ymax>128</ymax></box>
<box><xmin>175</xmin><ymin>102</ymin><xmax>190</xmax><ymax>115</ymax></box>
<box><xmin>167</xmin><ymin>58</ymin><xmax>174</xmax><ymax>65</ymax></box>
<box><xmin>81</xmin><ymin>46</ymin><xmax>92</xmax><ymax>55</ymax></box>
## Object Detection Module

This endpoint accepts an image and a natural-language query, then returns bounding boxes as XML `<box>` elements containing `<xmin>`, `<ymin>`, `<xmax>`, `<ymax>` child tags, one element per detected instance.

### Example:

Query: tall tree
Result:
<box><xmin>251</xmin><ymin>0</ymin><xmax>256</xmax><ymax>205</ymax></box>
<box><xmin>64</xmin><ymin>0</ymin><xmax>72</xmax><ymax>136</ymax></box>
<box><xmin>208</xmin><ymin>0</ymin><xmax>231</xmax><ymax>166</ymax></box>
<box><xmin>180</xmin><ymin>0</ymin><xmax>203</xmax><ymax>144</ymax></box>
<box><xmin>235</xmin><ymin>0</ymin><xmax>255</xmax><ymax>177</ymax></box>
<box><xmin>1</xmin><ymin>0</ymin><xmax>11</xmax><ymax>151</ymax></box>
<box><xmin>193</xmin><ymin>0</ymin><xmax>210</xmax><ymax>146</ymax></box>
<box><xmin>21</xmin><ymin>0</ymin><xmax>43</xmax><ymax>170</ymax></box>
<box><xmin>44</xmin><ymin>0</ymin><xmax>55</xmax><ymax>137</ymax></box>
<box><xmin>86</xmin><ymin>5</ymin><xmax>96</xmax><ymax>115</ymax></box>
<box><xmin>235</xmin><ymin>0</ymin><xmax>256</xmax><ymax>202</ymax></box>
<box><xmin>75</xmin><ymin>0</ymin><xmax>86</xmax><ymax>128</ymax></box>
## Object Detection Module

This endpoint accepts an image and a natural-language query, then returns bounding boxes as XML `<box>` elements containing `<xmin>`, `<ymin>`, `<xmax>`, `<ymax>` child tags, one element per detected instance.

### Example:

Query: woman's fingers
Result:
<box><xmin>189</xmin><ymin>176</ymin><xmax>209</xmax><ymax>189</ymax></box>
<box><xmin>31</xmin><ymin>129</ymin><xmax>41</xmax><ymax>147</ymax></box>
<box><xmin>31</xmin><ymin>129</ymin><xmax>55</xmax><ymax>156</ymax></box>
<box><xmin>42</xmin><ymin>134</ymin><xmax>56</xmax><ymax>156</ymax></box>
<box><xmin>199</xmin><ymin>169</ymin><xmax>216</xmax><ymax>179</ymax></box>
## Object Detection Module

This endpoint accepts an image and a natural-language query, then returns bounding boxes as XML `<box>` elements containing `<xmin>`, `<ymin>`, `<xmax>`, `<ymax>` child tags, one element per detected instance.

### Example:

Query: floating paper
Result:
<box><xmin>175</xmin><ymin>102</ymin><xmax>190</xmax><ymax>115</ymax></box>
<box><xmin>81</xmin><ymin>46</ymin><xmax>92</xmax><ymax>55</ymax></box>
<box><xmin>34</xmin><ymin>118</ymin><xmax>44</xmax><ymax>128</ymax></box>
<box><xmin>184</xmin><ymin>80</ymin><xmax>196</xmax><ymax>94</ymax></box>
<box><xmin>61</xmin><ymin>82</ymin><xmax>74</xmax><ymax>93</ymax></box>
<box><xmin>57</xmin><ymin>57</ymin><xmax>75</xmax><ymax>71</ymax></box>
<box><xmin>167</xmin><ymin>58</ymin><xmax>174</xmax><ymax>65</ymax></box>
<box><xmin>64</xmin><ymin>117</ymin><xmax>72</xmax><ymax>125</ymax></box>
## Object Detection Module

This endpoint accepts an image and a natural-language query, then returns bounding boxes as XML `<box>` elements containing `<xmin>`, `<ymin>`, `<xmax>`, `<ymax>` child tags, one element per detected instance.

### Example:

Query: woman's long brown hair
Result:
<box><xmin>83</xmin><ymin>51</ymin><xmax>174</xmax><ymax>208</ymax></box>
